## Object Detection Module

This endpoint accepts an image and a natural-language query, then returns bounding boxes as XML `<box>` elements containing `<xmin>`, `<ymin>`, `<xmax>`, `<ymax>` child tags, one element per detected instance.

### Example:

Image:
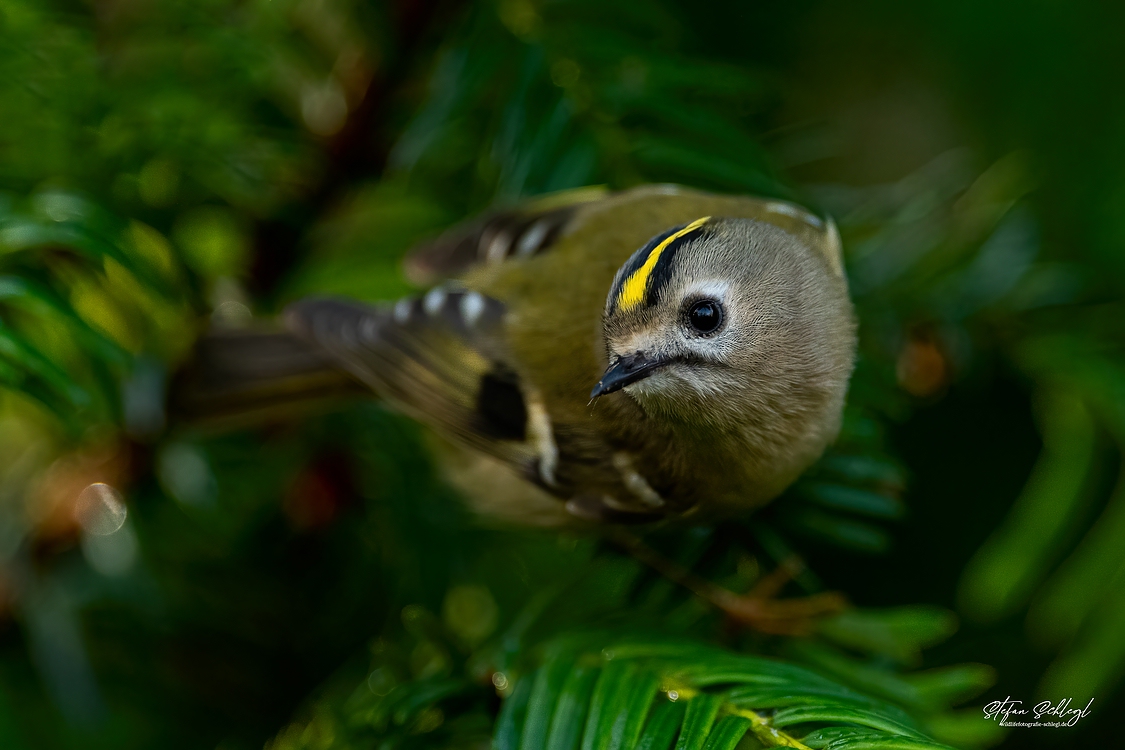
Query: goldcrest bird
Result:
<box><xmin>182</xmin><ymin>184</ymin><xmax>855</xmax><ymax>529</ymax></box>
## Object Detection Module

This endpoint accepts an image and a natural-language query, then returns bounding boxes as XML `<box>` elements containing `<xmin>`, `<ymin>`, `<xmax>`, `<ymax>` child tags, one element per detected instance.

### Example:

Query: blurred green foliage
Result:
<box><xmin>0</xmin><ymin>0</ymin><xmax>1123</xmax><ymax>749</ymax></box>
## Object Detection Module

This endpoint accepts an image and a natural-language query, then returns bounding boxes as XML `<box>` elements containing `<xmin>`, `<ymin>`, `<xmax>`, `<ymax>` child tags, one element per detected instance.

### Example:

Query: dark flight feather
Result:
<box><xmin>283</xmin><ymin>288</ymin><xmax>533</xmax><ymax>467</ymax></box>
<box><xmin>403</xmin><ymin>186</ymin><xmax>608</xmax><ymax>285</ymax></box>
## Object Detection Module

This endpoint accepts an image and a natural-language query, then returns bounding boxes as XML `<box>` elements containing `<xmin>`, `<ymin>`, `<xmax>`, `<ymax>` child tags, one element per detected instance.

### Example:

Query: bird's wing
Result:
<box><xmin>403</xmin><ymin>186</ymin><xmax>608</xmax><ymax>285</ymax></box>
<box><xmin>284</xmin><ymin>287</ymin><xmax>540</xmax><ymax>471</ymax></box>
<box><xmin>284</xmin><ymin>287</ymin><xmax>668</xmax><ymax>523</ymax></box>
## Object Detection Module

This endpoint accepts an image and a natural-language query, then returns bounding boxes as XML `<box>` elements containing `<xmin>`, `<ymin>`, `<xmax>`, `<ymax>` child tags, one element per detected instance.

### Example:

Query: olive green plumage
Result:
<box><xmin>198</xmin><ymin>185</ymin><xmax>856</xmax><ymax>526</ymax></box>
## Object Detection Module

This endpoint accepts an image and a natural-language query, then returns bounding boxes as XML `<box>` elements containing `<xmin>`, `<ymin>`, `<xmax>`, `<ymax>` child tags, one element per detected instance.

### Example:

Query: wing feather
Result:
<box><xmin>403</xmin><ymin>186</ymin><xmax>608</xmax><ymax>285</ymax></box>
<box><xmin>283</xmin><ymin>288</ymin><xmax>533</xmax><ymax>467</ymax></box>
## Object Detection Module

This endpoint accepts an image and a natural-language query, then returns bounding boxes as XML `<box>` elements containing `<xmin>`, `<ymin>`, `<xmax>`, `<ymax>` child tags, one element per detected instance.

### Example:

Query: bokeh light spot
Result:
<box><xmin>441</xmin><ymin>585</ymin><xmax>498</xmax><ymax>646</ymax></box>
<box><xmin>301</xmin><ymin>81</ymin><xmax>348</xmax><ymax>136</ymax></box>
<box><xmin>172</xmin><ymin>207</ymin><xmax>248</xmax><ymax>278</ymax></box>
<box><xmin>73</xmin><ymin>483</ymin><xmax>127</xmax><ymax>536</ymax></box>
<box><xmin>138</xmin><ymin>157</ymin><xmax>180</xmax><ymax>207</ymax></box>
<box><xmin>82</xmin><ymin>523</ymin><xmax>138</xmax><ymax>576</ymax></box>
<box><xmin>367</xmin><ymin>667</ymin><xmax>396</xmax><ymax>697</ymax></box>
<box><xmin>157</xmin><ymin>442</ymin><xmax>217</xmax><ymax>507</ymax></box>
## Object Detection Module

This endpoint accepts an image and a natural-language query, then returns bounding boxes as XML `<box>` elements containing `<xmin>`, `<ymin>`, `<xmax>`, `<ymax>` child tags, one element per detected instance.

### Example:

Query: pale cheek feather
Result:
<box><xmin>625</xmin><ymin>366</ymin><xmax>729</xmax><ymax>403</ymax></box>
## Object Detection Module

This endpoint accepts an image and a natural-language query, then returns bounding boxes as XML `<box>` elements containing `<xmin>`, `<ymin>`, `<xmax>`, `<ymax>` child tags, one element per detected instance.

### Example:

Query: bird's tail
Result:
<box><xmin>170</xmin><ymin>326</ymin><xmax>367</xmax><ymax>429</ymax></box>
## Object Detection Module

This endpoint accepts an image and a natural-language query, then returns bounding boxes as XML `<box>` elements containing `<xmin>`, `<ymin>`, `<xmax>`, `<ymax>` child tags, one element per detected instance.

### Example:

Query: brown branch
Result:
<box><xmin>607</xmin><ymin>529</ymin><xmax>847</xmax><ymax>636</ymax></box>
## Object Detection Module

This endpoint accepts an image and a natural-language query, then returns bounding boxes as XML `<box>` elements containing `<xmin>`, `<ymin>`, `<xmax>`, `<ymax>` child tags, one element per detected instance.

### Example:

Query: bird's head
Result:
<box><xmin>592</xmin><ymin>214</ymin><xmax>855</xmax><ymax>449</ymax></box>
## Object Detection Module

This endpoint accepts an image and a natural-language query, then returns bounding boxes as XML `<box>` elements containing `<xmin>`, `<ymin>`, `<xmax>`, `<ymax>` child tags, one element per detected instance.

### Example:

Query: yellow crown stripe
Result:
<box><xmin>616</xmin><ymin>216</ymin><xmax>710</xmax><ymax>312</ymax></box>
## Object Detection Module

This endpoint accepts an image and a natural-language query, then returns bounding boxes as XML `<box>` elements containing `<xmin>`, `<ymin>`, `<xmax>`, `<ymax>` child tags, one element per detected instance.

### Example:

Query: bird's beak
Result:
<box><xmin>590</xmin><ymin>352</ymin><xmax>670</xmax><ymax>399</ymax></box>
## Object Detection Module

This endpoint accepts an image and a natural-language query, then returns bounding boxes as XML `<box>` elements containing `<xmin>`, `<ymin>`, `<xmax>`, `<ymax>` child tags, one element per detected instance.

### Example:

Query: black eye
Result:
<box><xmin>687</xmin><ymin>299</ymin><xmax>723</xmax><ymax>334</ymax></box>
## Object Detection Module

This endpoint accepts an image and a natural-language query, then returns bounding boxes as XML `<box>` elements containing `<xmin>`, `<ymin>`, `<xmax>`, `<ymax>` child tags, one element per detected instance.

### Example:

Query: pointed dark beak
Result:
<box><xmin>590</xmin><ymin>352</ymin><xmax>670</xmax><ymax>399</ymax></box>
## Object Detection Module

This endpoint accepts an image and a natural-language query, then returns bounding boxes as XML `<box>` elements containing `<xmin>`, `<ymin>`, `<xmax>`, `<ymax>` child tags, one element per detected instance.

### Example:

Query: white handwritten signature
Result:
<box><xmin>983</xmin><ymin>697</ymin><xmax>1094</xmax><ymax>727</ymax></box>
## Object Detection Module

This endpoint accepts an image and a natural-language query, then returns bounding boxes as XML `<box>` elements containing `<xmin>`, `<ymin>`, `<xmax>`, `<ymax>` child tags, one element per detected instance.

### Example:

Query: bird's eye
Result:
<box><xmin>687</xmin><ymin>299</ymin><xmax>723</xmax><ymax>334</ymax></box>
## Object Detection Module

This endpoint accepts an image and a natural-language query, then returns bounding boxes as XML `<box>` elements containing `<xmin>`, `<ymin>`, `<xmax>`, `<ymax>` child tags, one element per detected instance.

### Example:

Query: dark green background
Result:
<box><xmin>0</xmin><ymin>0</ymin><xmax>1122</xmax><ymax>748</ymax></box>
